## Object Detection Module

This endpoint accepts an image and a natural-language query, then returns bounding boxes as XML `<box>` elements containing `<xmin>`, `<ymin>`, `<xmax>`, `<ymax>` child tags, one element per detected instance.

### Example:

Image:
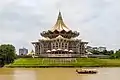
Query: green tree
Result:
<box><xmin>0</xmin><ymin>56</ymin><xmax>4</xmax><ymax>67</ymax></box>
<box><xmin>0</xmin><ymin>44</ymin><xmax>16</xmax><ymax>66</ymax></box>
<box><xmin>110</xmin><ymin>50</ymin><xmax>120</xmax><ymax>59</ymax></box>
<box><xmin>109</xmin><ymin>54</ymin><xmax>116</xmax><ymax>59</ymax></box>
<box><xmin>91</xmin><ymin>50</ymin><xmax>100</xmax><ymax>55</ymax></box>
<box><xmin>108</xmin><ymin>50</ymin><xmax>114</xmax><ymax>55</ymax></box>
<box><xmin>102</xmin><ymin>50</ymin><xmax>114</xmax><ymax>55</ymax></box>
<box><xmin>102</xmin><ymin>50</ymin><xmax>108</xmax><ymax>55</ymax></box>
<box><xmin>115</xmin><ymin>51</ymin><xmax>120</xmax><ymax>58</ymax></box>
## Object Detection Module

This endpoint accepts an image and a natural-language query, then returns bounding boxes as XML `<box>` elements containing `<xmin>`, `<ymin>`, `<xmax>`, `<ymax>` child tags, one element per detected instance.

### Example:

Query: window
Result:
<box><xmin>53</xmin><ymin>46</ymin><xmax>55</xmax><ymax>48</ymax></box>
<box><xmin>56</xmin><ymin>43</ymin><xmax>58</xmax><ymax>46</ymax></box>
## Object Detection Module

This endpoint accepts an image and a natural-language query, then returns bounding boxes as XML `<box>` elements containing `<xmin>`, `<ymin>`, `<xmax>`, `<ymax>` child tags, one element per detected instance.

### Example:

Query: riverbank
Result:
<box><xmin>5</xmin><ymin>58</ymin><xmax>120</xmax><ymax>68</ymax></box>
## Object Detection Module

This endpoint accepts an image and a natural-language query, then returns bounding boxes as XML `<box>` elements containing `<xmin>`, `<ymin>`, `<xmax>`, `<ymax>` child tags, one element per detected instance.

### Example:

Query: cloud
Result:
<box><xmin>0</xmin><ymin>0</ymin><xmax>120</xmax><ymax>54</ymax></box>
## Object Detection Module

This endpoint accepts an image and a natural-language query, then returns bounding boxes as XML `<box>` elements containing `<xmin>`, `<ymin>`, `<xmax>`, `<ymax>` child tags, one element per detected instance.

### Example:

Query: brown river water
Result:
<box><xmin>0</xmin><ymin>68</ymin><xmax>120</xmax><ymax>80</ymax></box>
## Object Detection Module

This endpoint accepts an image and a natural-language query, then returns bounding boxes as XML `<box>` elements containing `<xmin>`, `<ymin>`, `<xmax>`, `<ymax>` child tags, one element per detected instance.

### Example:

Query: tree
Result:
<box><xmin>102</xmin><ymin>50</ymin><xmax>108</xmax><ymax>55</ymax></box>
<box><xmin>102</xmin><ymin>50</ymin><xmax>114</xmax><ymax>55</ymax></box>
<box><xmin>108</xmin><ymin>50</ymin><xmax>114</xmax><ymax>55</ymax></box>
<box><xmin>110</xmin><ymin>50</ymin><xmax>120</xmax><ymax>59</ymax></box>
<box><xmin>115</xmin><ymin>51</ymin><xmax>120</xmax><ymax>58</ymax></box>
<box><xmin>109</xmin><ymin>54</ymin><xmax>116</xmax><ymax>59</ymax></box>
<box><xmin>0</xmin><ymin>56</ymin><xmax>4</xmax><ymax>67</ymax></box>
<box><xmin>91</xmin><ymin>50</ymin><xmax>100</xmax><ymax>55</ymax></box>
<box><xmin>0</xmin><ymin>44</ymin><xmax>16</xmax><ymax>66</ymax></box>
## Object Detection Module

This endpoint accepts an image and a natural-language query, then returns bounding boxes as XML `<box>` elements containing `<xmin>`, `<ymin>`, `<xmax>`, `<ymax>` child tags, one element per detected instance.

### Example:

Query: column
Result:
<box><xmin>67</xmin><ymin>42</ymin><xmax>69</xmax><ymax>49</ymax></box>
<box><xmin>81</xmin><ymin>44</ymin><xmax>84</xmax><ymax>54</ymax></box>
<box><xmin>38</xmin><ymin>44</ymin><xmax>40</xmax><ymax>54</ymax></box>
<box><xmin>36</xmin><ymin>44</ymin><xmax>38</xmax><ymax>55</ymax></box>
<box><xmin>51</xmin><ymin>43</ymin><xmax>53</xmax><ymax>50</ymax></box>
<box><xmin>57</xmin><ymin>42</ymin><xmax>60</xmax><ymax>48</ymax></box>
<box><xmin>80</xmin><ymin>44</ymin><xmax>82</xmax><ymax>55</ymax></box>
<box><xmin>83</xmin><ymin>44</ymin><xmax>85</xmax><ymax>54</ymax></box>
<box><xmin>63</xmin><ymin>41</ymin><xmax>66</xmax><ymax>49</ymax></box>
<box><xmin>55</xmin><ymin>41</ymin><xmax>56</xmax><ymax>49</ymax></box>
<box><xmin>33</xmin><ymin>44</ymin><xmax>36</xmax><ymax>54</ymax></box>
<box><xmin>61</xmin><ymin>42</ymin><xmax>62</xmax><ymax>49</ymax></box>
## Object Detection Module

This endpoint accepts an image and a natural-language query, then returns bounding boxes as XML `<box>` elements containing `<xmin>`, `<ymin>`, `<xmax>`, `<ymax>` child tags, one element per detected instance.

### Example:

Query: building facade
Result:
<box><xmin>86</xmin><ymin>46</ymin><xmax>106</xmax><ymax>52</ymax></box>
<box><xmin>32</xmin><ymin>12</ymin><xmax>88</xmax><ymax>57</ymax></box>
<box><xmin>19</xmin><ymin>47</ymin><xmax>28</xmax><ymax>55</ymax></box>
<box><xmin>97</xmin><ymin>47</ymin><xmax>106</xmax><ymax>52</ymax></box>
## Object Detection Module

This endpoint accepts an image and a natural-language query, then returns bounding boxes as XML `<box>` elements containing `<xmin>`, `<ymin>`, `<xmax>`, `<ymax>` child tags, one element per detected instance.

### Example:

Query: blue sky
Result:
<box><xmin>0</xmin><ymin>0</ymin><xmax>120</xmax><ymax>53</ymax></box>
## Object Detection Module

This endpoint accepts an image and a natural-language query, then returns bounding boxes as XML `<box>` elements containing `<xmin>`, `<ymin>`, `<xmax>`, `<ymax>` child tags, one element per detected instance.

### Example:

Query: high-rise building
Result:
<box><xmin>32</xmin><ymin>12</ymin><xmax>88</xmax><ymax>57</ymax></box>
<box><xmin>19</xmin><ymin>47</ymin><xmax>28</xmax><ymax>55</ymax></box>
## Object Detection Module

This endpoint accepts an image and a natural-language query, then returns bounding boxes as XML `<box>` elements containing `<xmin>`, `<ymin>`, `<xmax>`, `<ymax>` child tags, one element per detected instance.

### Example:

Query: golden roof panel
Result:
<box><xmin>51</xmin><ymin>11</ymin><xmax>70</xmax><ymax>32</ymax></box>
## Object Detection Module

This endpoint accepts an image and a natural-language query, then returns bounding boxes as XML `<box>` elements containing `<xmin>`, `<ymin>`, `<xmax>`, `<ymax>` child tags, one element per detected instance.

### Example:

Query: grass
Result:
<box><xmin>5</xmin><ymin>58</ymin><xmax>120</xmax><ymax>68</ymax></box>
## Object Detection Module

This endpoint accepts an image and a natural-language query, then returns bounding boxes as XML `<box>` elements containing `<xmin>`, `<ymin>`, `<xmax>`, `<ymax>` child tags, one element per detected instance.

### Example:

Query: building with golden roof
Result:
<box><xmin>32</xmin><ymin>12</ymin><xmax>88</xmax><ymax>57</ymax></box>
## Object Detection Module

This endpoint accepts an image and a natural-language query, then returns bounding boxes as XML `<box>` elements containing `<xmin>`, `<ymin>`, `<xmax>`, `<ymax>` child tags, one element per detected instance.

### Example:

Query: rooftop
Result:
<box><xmin>51</xmin><ymin>11</ymin><xmax>70</xmax><ymax>32</ymax></box>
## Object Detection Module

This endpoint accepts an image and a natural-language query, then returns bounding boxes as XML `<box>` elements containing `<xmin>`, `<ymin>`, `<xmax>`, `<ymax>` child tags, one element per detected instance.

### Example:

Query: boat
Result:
<box><xmin>76</xmin><ymin>69</ymin><xmax>98</xmax><ymax>74</ymax></box>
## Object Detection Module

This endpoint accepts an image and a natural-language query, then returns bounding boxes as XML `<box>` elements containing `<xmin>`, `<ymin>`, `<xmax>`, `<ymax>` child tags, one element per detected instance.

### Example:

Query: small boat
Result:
<box><xmin>76</xmin><ymin>69</ymin><xmax>98</xmax><ymax>74</ymax></box>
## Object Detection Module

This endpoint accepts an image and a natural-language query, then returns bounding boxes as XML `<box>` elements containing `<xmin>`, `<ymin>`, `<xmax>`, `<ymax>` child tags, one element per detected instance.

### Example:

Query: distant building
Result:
<box><xmin>19</xmin><ymin>47</ymin><xmax>28</xmax><ymax>55</ymax></box>
<box><xmin>97</xmin><ymin>47</ymin><xmax>106</xmax><ymax>52</ymax></box>
<box><xmin>92</xmin><ymin>47</ymin><xmax>98</xmax><ymax>50</ymax></box>
<box><xmin>86</xmin><ymin>46</ymin><xmax>106</xmax><ymax>52</ymax></box>
<box><xmin>86</xmin><ymin>46</ymin><xmax>92</xmax><ymax>49</ymax></box>
<box><xmin>86</xmin><ymin>46</ymin><xmax>93</xmax><ymax>52</ymax></box>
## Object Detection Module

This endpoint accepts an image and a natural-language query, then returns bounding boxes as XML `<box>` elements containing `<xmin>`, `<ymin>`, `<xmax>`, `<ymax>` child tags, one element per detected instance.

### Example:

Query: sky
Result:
<box><xmin>0</xmin><ymin>0</ymin><xmax>120</xmax><ymax>53</ymax></box>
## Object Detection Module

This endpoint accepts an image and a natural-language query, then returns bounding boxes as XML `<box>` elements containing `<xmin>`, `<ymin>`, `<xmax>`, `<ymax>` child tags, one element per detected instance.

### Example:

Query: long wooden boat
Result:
<box><xmin>76</xmin><ymin>69</ymin><xmax>98</xmax><ymax>74</ymax></box>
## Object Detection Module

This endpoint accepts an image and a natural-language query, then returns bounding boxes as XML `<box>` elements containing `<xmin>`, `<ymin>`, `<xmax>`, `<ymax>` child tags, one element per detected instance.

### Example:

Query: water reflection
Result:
<box><xmin>0</xmin><ymin>68</ymin><xmax>120</xmax><ymax>80</ymax></box>
<box><xmin>13</xmin><ymin>69</ymin><xmax>36</xmax><ymax>80</ymax></box>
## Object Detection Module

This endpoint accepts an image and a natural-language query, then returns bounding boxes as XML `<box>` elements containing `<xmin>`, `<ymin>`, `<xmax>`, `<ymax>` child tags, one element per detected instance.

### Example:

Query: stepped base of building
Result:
<box><xmin>34</xmin><ymin>54</ymin><xmax>87</xmax><ymax>58</ymax></box>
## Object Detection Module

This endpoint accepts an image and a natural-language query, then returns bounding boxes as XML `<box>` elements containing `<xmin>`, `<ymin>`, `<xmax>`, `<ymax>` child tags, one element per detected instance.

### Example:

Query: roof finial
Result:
<box><xmin>58</xmin><ymin>10</ymin><xmax>62</xmax><ymax>20</ymax></box>
<box><xmin>51</xmin><ymin>11</ymin><xmax>70</xmax><ymax>32</ymax></box>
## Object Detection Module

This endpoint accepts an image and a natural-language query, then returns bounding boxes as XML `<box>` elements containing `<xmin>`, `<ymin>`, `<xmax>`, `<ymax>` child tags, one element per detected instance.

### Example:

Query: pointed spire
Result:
<box><xmin>57</xmin><ymin>11</ymin><xmax>62</xmax><ymax>20</ymax></box>
<box><xmin>51</xmin><ymin>11</ymin><xmax>70</xmax><ymax>32</ymax></box>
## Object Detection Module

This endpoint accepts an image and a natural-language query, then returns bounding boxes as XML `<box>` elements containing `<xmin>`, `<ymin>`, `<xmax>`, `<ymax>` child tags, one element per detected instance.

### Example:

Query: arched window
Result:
<box><xmin>56</xmin><ymin>43</ymin><xmax>58</xmax><ymax>48</ymax></box>
<box><xmin>62</xmin><ymin>43</ymin><xmax>64</xmax><ymax>46</ymax></box>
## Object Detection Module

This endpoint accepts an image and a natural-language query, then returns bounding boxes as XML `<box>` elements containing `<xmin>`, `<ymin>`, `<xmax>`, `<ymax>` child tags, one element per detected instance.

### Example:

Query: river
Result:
<box><xmin>0</xmin><ymin>68</ymin><xmax>120</xmax><ymax>80</ymax></box>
